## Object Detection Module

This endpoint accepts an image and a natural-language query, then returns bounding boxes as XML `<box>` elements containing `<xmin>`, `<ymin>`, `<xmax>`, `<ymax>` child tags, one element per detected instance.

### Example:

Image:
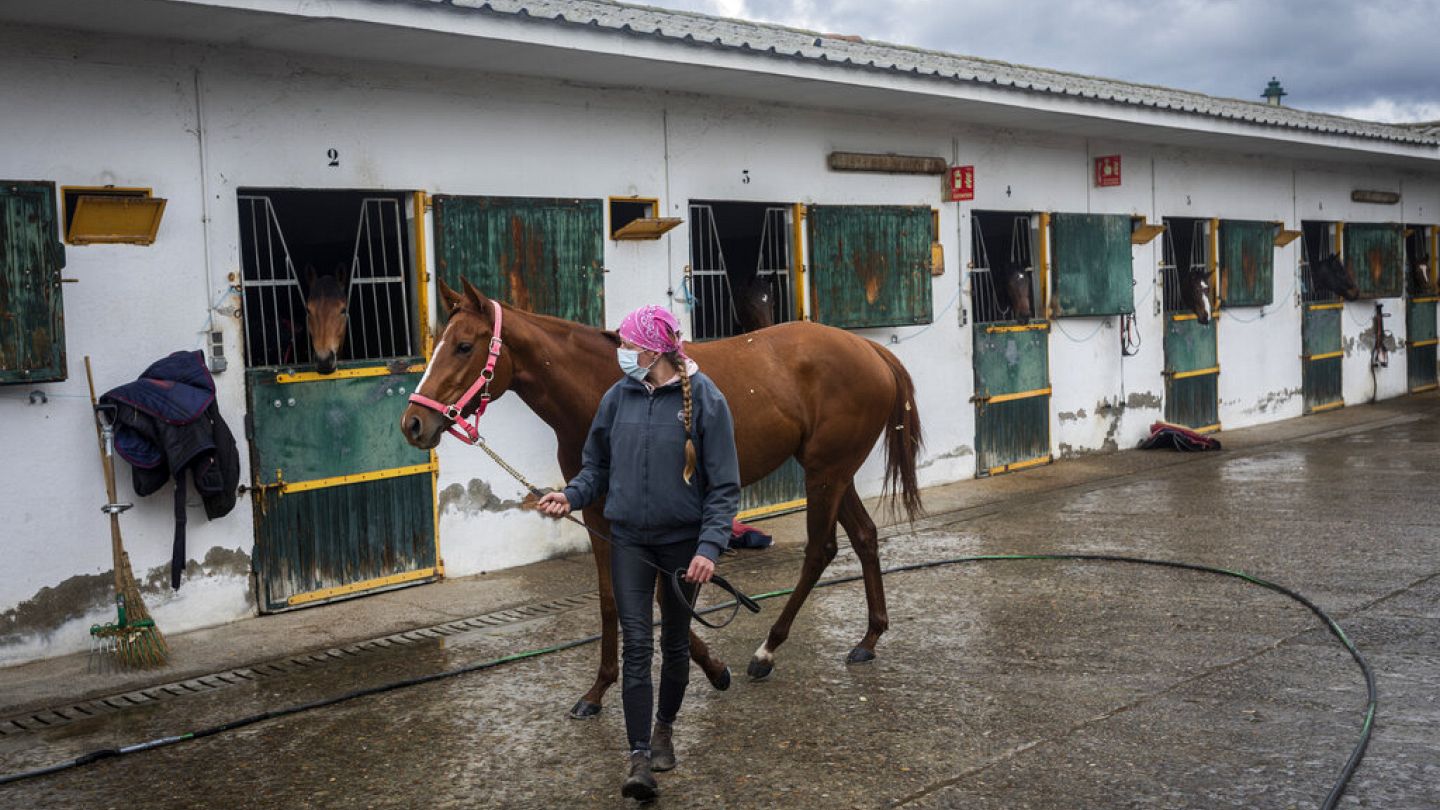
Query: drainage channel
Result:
<box><xmin>0</xmin><ymin>544</ymin><xmax>816</xmax><ymax>739</ymax></box>
<box><xmin>0</xmin><ymin>591</ymin><xmax>603</xmax><ymax>738</ymax></box>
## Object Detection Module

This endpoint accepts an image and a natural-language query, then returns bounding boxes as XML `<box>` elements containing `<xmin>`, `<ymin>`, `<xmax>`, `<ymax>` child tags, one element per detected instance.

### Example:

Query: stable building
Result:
<box><xmin>2</xmin><ymin>0</ymin><xmax>1438</xmax><ymax>665</ymax></box>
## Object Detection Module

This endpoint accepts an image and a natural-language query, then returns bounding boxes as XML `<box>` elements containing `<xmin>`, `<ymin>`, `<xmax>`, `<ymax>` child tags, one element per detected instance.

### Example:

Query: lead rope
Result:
<box><xmin>470</xmin><ymin>434</ymin><xmax>760</xmax><ymax>629</ymax></box>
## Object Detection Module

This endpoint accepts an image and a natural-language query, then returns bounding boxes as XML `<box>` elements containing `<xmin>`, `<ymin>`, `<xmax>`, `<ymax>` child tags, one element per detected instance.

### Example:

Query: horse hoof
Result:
<box><xmin>846</xmin><ymin>646</ymin><xmax>877</xmax><ymax>665</ymax></box>
<box><xmin>708</xmin><ymin>666</ymin><xmax>732</xmax><ymax>691</ymax></box>
<box><xmin>568</xmin><ymin>699</ymin><xmax>602</xmax><ymax>720</ymax></box>
<box><xmin>746</xmin><ymin>658</ymin><xmax>773</xmax><ymax>681</ymax></box>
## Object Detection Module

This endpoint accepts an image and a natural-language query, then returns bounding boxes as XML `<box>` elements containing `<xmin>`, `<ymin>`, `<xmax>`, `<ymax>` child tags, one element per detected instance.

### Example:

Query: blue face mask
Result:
<box><xmin>617</xmin><ymin>348</ymin><xmax>656</xmax><ymax>382</ymax></box>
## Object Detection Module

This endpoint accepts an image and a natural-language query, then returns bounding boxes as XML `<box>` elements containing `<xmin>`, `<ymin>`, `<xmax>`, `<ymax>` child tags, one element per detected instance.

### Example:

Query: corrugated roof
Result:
<box><xmin>441</xmin><ymin>0</ymin><xmax>1439</xmax><ymax>148</ymax></box>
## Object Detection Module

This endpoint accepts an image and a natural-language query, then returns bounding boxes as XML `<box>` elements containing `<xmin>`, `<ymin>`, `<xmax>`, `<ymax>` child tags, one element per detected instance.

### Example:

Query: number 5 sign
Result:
<box><xmin>947</xmin><ymin>165</ymin><xmax>975</xmax><ymax>202</ymax></box>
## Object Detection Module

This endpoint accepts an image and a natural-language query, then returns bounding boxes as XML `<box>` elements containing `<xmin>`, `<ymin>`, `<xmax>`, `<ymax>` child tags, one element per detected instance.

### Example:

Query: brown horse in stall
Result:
<box><xmin>1177</xmin><ymin>265</ymin><xmax>1214</xmax><ymax>324</ymax></box>
<box><xmin>304</xmin><ymin>263</ymin><xmax>351</xmax><ymax>374</ymax></box>
<box><xmin>401</xmin><ymin>279</ymin><xmax>923</xmax><ymax>718</ymax></box>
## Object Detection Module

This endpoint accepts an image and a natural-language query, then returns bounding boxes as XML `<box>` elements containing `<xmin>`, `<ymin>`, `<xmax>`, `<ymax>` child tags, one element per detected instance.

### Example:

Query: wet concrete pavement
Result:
<box><xmin>2</xmin><ymin>398</ymin><xmax>1438</xmax><ymax>809</ymax></box>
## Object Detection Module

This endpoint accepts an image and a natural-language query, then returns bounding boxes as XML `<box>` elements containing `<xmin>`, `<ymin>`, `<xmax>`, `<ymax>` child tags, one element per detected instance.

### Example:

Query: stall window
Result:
<box><xmin>807</xmin><ymin>205</ymin><xmax>933</xmax><ymax>328</ymax></box>
<box><xmin>432</xmin><ymin>196</ymin><xmax>605</xmax><ymax>326</ymax></box>
<box><xmin>0</xmin><ymin>181</ymin><xmax>67</xmax><ymax>385</ymax></box>
<box><xmin>1049</xmin><ymin>213</ymin><xmax>1134</xmax><ymax>317</ymax></box>
<box><xmin>1344</xmin><ymin>222</ymin><xmax>1405</xmax><ymax>299</ymax></box>
<box><xmin>1218</xmin><ymin>219</ymin><xmax>1276</xmax><ymax>307</ymax></box>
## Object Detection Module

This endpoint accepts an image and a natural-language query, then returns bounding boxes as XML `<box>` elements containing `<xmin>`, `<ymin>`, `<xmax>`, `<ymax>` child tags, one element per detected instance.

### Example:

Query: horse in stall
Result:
<box><xmin>401</xmin><ymin>279</ymin><xmax>924</xmax><ymax>718</ymax></box>
<box><xmin>993</xmin><ymin>263</ymin><xmax>1033</xmax><ymax>321</ymax></box>
<box><xmin>1176</xmin><ymin>266</ymin><xmax>1213</xmax><ymax>324</ymax></box>
<box><xmin>1312</xmin><ymin>253</ymin><xmax>1360</xmax><ymax>301</ymax></box>
<box><xmin>732</xmin><ymin>272</ymin><xmax>777</xmax><ymax>334</ymax></box>
<box><xmin>303</xmin><ymin>263</ymin><xmax>350</xmax><ymax>375</ymax></box>
<box><xmin>1411</xmin><ymin>252</ymin><xmax>1435</xmax><ymax>296</ymax></box>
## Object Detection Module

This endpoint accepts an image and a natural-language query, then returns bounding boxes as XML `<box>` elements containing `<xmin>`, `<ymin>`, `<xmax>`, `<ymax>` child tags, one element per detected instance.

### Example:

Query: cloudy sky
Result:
<box><xmin>640</xmin><ymin>0</ymin><xmax>1440</xmax><ymax>123</ymax></box>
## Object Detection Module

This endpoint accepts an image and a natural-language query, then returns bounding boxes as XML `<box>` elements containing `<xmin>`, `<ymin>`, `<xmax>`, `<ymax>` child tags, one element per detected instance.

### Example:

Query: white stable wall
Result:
<box><xmin>2</xmin><ymin>22</ymin><xmax>1438</xmax><ymax>666</ymax></box>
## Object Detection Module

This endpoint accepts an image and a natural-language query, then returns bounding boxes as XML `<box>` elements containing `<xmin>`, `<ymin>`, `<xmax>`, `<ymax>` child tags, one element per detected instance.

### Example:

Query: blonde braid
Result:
<box><xmin>672</xmin><ymin>351</ymin><xmax>698</xmax><ymax>485</ymax></box>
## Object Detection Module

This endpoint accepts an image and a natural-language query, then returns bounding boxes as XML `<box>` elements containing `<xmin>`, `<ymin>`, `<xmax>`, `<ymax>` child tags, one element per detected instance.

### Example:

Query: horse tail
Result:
<box><xmin>871</xmin><ymin>342</ymin><xmax>924</xmax><ymax>523</ymax></box>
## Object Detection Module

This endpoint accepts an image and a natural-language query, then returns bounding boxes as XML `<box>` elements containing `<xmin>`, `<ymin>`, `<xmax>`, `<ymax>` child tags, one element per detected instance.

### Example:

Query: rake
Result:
<box><xmin>85</xmin><ymin>357</ymin><xmax>168</xmax><ymax>672</ymax></box>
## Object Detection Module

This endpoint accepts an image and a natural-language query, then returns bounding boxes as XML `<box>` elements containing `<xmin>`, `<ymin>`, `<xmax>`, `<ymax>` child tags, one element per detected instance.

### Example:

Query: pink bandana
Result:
<box><xmin>617</xmin><ymin>305</ymin><xmax>686</xmax><ymax>357</ymax></box>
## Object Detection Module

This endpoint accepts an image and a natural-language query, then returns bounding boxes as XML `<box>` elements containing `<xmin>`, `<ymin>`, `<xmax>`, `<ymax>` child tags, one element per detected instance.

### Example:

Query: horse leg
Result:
<box><xmin>746</xmin><ymin>478</ymin><xmax>844</xmax><ymax>681</ymax></box>
<box><xmin>686</xmin><ymin>615</ymin><xmax>733</xmax><ymax>690</ymax></box>
<box><xmin>837</xmin><ymin>482</ymin><xmax>886</xmax><ymax>664</ymax></box>
<box><xmin>570</xmin><ymin>517</ymin><xmax>619</xmax><ymax>719</ymax></box>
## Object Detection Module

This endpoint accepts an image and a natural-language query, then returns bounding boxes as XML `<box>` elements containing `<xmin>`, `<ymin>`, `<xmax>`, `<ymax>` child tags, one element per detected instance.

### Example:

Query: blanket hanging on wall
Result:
<box><xmin>100</xmin><ymin>350</ymin><xmax>240</xmax><ymax>589</ymax></box>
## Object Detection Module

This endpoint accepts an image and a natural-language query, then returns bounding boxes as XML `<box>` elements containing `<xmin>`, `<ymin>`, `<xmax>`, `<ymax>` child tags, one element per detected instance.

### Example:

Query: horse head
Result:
<box><xmin>733</xmin><ymin>273</ymin><xmax>775</xmax><ymax>333</ymax></box>
<box><xmin>401</xmin><ymin>279</ymin><xmax>518</xmax><ymax>449</ymax></box>
<box><xmin>1412</xmin><ymin>253</ymin><xmax>1434</xmax><ymax>295</ymax></box>
<box><xmin>305</xmin><ymin>263</ymin><xmax>350</xmax><ymax>374</ymax></box>
<box><xmin>1315</xmin><ymin>253</ymin><xmax>1360</xmax><ymax>300</ymax></box>
<box><xmin>1179</xmin><ymin>267</ymin><xmax>1212</xmax><ymax>324</ymax></box>
<box><xmin>997</xmin><ymin>265</ymin><xmax>1033</xmax><ymax>321</ymax></box>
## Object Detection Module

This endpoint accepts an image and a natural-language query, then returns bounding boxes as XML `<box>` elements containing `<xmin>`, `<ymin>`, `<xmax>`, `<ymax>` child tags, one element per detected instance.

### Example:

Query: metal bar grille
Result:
<box><xmin>240</xmin><ymin>194</ymin><xmax>416</xmax><ymax>369</ymax></box>
<box><xmin>754</xmin><ymin>206</ymin><xmax>795</xmax><ymax>325</ymax></box>
<box><xmin>688</xmin><ymin>203</ymin><xmax>739</xmax><ymax>340</ymax></box>
<box><xmin>239</xmin><ymin>195</ymin><xmax>308</xmax><ymax>368</ymax></box>
<box><xmin>970</xmin><ymin>214</ymin><xmax>1035</xmax><ymax>325</ymax></box>
<box><xmin>348</xmin><ymin>197</ymin><xmax>415</xmax><ymax>361</ymax></box>
<box><xmin>1161</xmin><ymin>219</ymin><xmax>1209</xmax><ymax>314</ymax></box>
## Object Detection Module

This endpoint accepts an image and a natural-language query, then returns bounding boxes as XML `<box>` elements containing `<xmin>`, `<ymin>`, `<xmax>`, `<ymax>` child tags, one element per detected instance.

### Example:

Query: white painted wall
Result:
<box><xmin>2</xmin><ymin>22</ymin><xmax>1438</xmax><ymax>665</ymax></box>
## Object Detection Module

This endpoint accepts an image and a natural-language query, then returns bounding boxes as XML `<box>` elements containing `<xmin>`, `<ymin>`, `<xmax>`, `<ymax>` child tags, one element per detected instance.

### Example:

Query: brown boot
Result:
<box><xmin>621</xmin><ymin>750</ymin><xmax>658</xmax><ymax>801</ymax></box>
<box><xmin>650</xmin><ymin>721</ymin><xmax>676</xmax><ymax>772</ymax></box>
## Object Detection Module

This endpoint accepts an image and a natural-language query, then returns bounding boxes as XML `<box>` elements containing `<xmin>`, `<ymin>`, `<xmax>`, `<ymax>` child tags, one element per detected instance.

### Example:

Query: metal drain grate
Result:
<box><xmin>0</xmin><ymin>591</ymin><xmax>603</xmax><ymax>737</ymax></box>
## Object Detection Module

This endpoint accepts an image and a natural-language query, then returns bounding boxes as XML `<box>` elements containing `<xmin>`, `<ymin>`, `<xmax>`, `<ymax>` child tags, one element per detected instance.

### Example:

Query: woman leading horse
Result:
<box><xmin>536</xmin><ymin>305</ymin><xmax>738</xmax><ymax>800</ymax></box>
<box><xmin>401</xmin><ymin>279</ymin><xmax>923</xmax><ymax>730</ymax></box>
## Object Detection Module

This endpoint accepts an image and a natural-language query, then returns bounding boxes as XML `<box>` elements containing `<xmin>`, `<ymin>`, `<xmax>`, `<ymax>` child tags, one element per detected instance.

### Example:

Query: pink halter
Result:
<box><xmin>407</xmin><ymin>300</ymin><xmax>503</xmax><ymax>445</ymax></box>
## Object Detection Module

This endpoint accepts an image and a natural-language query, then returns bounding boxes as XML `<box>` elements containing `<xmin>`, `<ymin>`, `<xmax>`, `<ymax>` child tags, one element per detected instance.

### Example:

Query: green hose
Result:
<box><xmin>0</xmin><ymin>553</ymin><xmax>1376</xmax><ymax>810</ymax></box>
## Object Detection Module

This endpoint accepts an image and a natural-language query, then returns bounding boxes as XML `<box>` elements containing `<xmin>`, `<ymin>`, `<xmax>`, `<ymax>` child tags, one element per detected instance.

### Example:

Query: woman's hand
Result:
<box><xmin>684</xmin><ymin>555</ymin><xmax>715</xmax><ymax>584</ymax></box>
<box><xmin>536</xmin><ymin>491</ymin><xmax>572</xmax><ymax>518</ymax></box>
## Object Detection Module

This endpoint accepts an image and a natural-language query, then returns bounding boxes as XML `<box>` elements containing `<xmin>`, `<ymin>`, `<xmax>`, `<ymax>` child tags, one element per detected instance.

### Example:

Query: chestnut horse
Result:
<box><xmin>304</xmin><ymin>263</ymin><xmax>350</xmax><ymax>375</ymax></box>
<box><xmin>401</xmin><ymin>279</ymin><xmax>923</xmax><ymax>718</ymax></box>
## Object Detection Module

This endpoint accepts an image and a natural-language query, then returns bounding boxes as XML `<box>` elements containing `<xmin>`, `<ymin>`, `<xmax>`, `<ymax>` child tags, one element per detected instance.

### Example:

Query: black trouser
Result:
<box><xmin>610</xmin><ymin>536</ymin><xmax>698</xmax><ymax>753</ymax></box>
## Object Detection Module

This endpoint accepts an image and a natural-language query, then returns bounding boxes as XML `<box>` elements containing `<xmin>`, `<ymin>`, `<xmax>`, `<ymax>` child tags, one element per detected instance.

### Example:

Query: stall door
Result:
<box><xmin>968</xmin><ymin>211</ymin><xmax>1050</xmax><ymax>476</ymax></box>
<box><xmin>686</xmin><ymin>202</ymin><xmax>806</xmax><ymax>519</ymax></box>
<box><xmin>1163</xmin><ymin>317</ymin><xmax>1219</xmax><ymax>430</ymax></box>
<box><xmin>1409</xmin><ymin>296</ymin><xmax>1438</xmax><ymax>392</ymax></box>
<box><xmin>1407</xmin><ymin>226</ymin><xmax>1438</xmax><ymax>393</ymax></box>
<box><xmin>1161</xmin><ymin>218</ymin><xmax>1220</xmax><ymax>431</ymax></box>
<box><xmin>240</xmin><ymin>191</ymin><xmax>438</xmax><ymax>612</ymax></box>
<box><xmin>1300</xmin><ymin>223</ymin><xmax>1344</xmax><ymax>413</ymax></box>
<box><xmin>973</xmin><ymin>323</ymin><xmax>1051</xmax><ymax>475</ymax></box>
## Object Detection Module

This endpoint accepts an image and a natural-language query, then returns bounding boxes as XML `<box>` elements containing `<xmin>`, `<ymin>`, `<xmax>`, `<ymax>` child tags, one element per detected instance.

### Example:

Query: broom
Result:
<box><xmin>85</xmin><ymin>356</ymin><xmax>168</xmax><ymax>671</ymax></box>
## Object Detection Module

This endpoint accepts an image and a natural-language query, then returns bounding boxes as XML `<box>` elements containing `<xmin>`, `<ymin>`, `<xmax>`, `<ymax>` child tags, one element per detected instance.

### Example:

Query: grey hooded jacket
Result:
<box><xmin>562</xmin><ymin>370</ymin><xmax>740</xmax><ymax>561</ymax></box>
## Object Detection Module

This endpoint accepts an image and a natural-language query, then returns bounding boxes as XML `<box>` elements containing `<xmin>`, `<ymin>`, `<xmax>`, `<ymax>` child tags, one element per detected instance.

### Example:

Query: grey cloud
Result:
<box><xmin>649</xmin><ymin>0</ymin><xmax>1440</xmax><ymax>121</ymax></box>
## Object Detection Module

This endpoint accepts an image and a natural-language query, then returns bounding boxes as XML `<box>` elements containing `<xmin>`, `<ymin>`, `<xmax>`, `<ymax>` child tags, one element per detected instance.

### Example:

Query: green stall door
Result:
<box><xmin>808</xmin><ymin>205</ymin><xmax>933</xmax><ymax>329</ymax></box>
<box><xmin>0</xmin><ymin>181</ymin><xmax>66</xmax><ymax>385</ymax></box>
<box><xmin>973</xmin><ymin>324</ymin><xmax>1051</xmax><ymax>476</ymax></box>
<box><xmin>1050</xmin><ymin>213</ymin><xmax>1134</xmax><ymax>317</ymax></box>
<box><xmin>1345</xmin><ymin>223</ymin><xmax>1404</xmax><ymax>299</ymax></box>
<box><xmin>1219</xmin><ymin>220</ymin><xmax>1275</xmax><ymax>308</ymax></box>
<box><xmin>1163</xmin><ymin>316</ymin><xmax>1219</xmax><ymax>430</ymax></box>
<box><xmin>433</xmin><ymin>196</ymin><xmax>604</xmax><ymax>326</ymax></box>
<box><xmin>1408</xmin><ymin>297</ymin><xmax>1438</xmax><ymax>392</ymax></box>
<box><xmin>1302</xmin><ymin>305</ymin><xmax>1344</xmax><ymax>412</ymax></box>
<box><xmin>247</xmin><ymin>366</ymin><xmax>438</xmax><ymax>612</ymax></box>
